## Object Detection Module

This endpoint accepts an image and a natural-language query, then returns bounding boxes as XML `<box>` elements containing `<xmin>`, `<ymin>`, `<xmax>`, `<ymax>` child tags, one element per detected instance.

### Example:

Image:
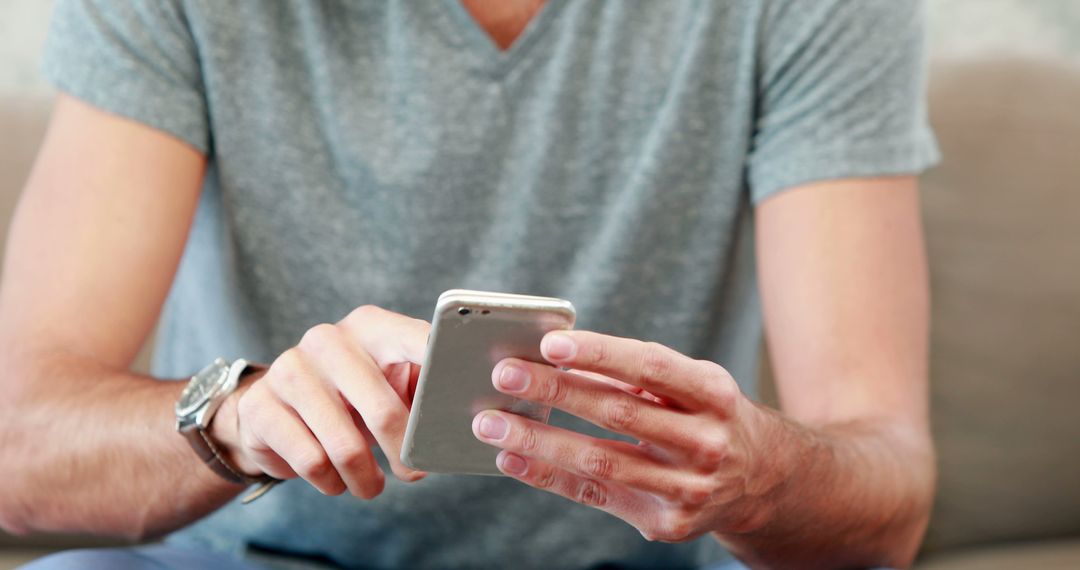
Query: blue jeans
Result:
<box><xmin>21</xmin><ymin>544</ymin><xmax>269</xmax><ymax>570</ymax></box>
<box><xmin>21</xmin><ymin>543</ymin><xmax>764</xmax><ymax>570</ymax></box>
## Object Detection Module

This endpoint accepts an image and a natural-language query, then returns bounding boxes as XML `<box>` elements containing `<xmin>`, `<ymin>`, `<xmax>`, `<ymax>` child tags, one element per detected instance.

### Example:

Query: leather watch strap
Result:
<box><xmin>183</xmin><ymin>426</ymin><xmax>280</xmax><ymax>503</ymax></box>
<box><xmin>184</xmin><ymin>425</ymin><xmax>262</xmax><ymax>485</ymax></box>
<box><xmin>180</xmin><ymin>360</ymin><xmax>281</xmax><ymax>502</ymax></box>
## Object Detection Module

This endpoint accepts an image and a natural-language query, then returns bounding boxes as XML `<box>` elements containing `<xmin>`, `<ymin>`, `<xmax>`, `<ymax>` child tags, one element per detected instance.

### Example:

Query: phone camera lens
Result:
<box><xmin>458</xmin><ymin>307</ymin><xmax>471</xmax><ymax>316</ymax></box>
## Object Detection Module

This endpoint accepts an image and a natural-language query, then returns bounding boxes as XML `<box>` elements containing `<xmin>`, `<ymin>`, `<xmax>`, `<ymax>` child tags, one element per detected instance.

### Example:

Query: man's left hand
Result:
<box><xmin>472</xmin><ymin>329</ymin><xmax>787</xmax><ymax>542</ymax></box>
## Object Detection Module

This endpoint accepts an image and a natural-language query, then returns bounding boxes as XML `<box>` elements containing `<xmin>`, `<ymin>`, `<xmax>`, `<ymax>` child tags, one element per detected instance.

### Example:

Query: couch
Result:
<box><xmin>1</xmin><ymin>55</ymin><xmax>1078</xmax><ymax>569</ymax></box>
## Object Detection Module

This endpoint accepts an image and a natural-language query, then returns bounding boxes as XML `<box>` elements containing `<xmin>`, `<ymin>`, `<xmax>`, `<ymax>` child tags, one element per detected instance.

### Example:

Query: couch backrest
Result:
<box><xmin>756</xmin><ymin>55</ymin><xmax>1080</xmax><ymax>555</ymax></box>
<box><xmin>918</xmin><ymin>56</ymin><xmax>1080</xmax><ymax>552</ymax></box>
<box><xmin>0</xmin><ymin>94</ymin><xmax>51</xmax><ymax>259</ymax></box>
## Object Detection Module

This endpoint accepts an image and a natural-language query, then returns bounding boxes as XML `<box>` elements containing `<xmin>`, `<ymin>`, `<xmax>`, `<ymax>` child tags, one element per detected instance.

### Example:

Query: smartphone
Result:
<box><xmin>400</xmin><ymin>289</ymin><xmax>576</xmax><ymax>475</ymax></box>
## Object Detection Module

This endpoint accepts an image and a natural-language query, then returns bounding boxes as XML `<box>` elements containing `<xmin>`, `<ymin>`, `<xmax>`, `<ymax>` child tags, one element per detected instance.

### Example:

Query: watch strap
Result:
<box><xmin>185</xmin><ymin>424</ymin><xmax>265</xmax><ymax>485</ymax></box>
<box><xmin>181</xmin><ymin>360</ymin><xmax>281</xmax><ymax>501</ymax></box>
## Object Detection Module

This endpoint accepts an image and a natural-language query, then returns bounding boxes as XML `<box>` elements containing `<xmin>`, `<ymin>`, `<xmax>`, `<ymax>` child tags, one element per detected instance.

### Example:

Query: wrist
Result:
<box><xmin>727</xmin><ymin>401</ymin><xmax>805</xmax><ymax>534</ymax></box>
<box><xmin>207</xmin><ymin>367</ymin><xmax>265</xmax><ymax>478</ymax></box>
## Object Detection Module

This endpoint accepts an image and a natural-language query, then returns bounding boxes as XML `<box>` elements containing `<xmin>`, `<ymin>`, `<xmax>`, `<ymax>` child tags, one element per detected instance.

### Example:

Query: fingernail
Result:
<box><xmin>499</xmin><ymin>452</ymin><xmax>527</xmax><ymax>476</ymax></box>
<box><xmin>543</xmin><ymin>334</ymin><xmax>576</xmax><ymax>360</ymax></box>
<box><xmin>497</xmin><ymin>364</ymin><xmax>530</xmax><ymax>392</ymax></box>
<box><xmin>478</xmin><ymin>413</ymin><xmax>508</xmax><ymax>440</ymax></box>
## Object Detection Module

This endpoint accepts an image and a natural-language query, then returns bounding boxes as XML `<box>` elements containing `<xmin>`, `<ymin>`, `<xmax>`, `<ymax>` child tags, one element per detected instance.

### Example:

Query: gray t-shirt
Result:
<box><xmin>43</xmin><ymin>1</ymin><xmax>938</xmax><ymax>568</ymax></box>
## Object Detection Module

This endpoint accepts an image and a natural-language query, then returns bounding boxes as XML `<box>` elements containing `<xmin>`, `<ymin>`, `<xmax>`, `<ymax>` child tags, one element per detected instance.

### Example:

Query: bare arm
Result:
<box><xmin>0</xmin><ymin>95</ymin><xmax>240</xmax><ymax>540</ymax></box>
<box><xmin>466</xmin><ymin>176</ymin><xmax>933</xmax><ymax>569</ymax></box>
<box><xmin>0</xmin><ymin>96</ymin><xmax>429</xmax><ymax>541</ymax></box>
<box><xmin>722</xmin><ymin>175</ymin><xmax>935</xmax><ymax>567</ymax></box>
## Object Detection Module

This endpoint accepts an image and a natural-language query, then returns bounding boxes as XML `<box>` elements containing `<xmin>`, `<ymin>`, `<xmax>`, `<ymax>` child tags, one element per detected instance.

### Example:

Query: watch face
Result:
<box><xmin>177</xmin><ymin>358</ymin><xmax>230</xmax><ymax>417</ymax></box>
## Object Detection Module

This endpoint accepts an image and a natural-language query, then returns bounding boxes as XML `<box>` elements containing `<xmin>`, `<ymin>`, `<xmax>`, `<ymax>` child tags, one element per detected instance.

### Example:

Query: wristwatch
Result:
<box><xmin>176</xmin><ymin>357</ymin><xmax>278</xmax><ymax>502</ymax></box>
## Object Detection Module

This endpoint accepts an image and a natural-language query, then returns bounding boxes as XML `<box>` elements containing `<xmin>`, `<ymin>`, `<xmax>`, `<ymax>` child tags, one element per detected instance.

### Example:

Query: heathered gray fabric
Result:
<box><xmin>42</xmin><ymin>1</ymin><xmax>938</xmax><ymax>568</ymax></box>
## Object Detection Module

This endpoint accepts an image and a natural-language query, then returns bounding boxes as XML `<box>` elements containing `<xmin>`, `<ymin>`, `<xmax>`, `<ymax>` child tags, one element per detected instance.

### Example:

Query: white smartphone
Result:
<box><xmin>400</xmin><ymin>289</ymin><xmax>576</xmax><ymax>475</ymax></box>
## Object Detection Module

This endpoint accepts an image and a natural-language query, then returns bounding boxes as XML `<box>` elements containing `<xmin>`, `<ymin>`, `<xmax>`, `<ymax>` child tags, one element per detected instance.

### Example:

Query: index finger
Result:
<box><xmin>540</xmin><ymin>331</ymin><xmax>728</xmax><ymax>410</ymax></box>
<box><xmin>340</xmin><ymin>305</ymin><xmax>431</xmax><ymax>366</ymax></box>
<box><xmin>330</xmin><ymin>345</ymin><xmax>427</xmax><ymax>483</ymax></box>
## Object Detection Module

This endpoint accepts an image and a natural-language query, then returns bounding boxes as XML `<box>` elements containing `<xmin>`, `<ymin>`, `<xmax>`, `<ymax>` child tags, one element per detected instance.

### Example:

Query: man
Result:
<box><xmin>0</xmin><ymin>0</ymin><xmax>939</xmax><ymax>568</ymax></box>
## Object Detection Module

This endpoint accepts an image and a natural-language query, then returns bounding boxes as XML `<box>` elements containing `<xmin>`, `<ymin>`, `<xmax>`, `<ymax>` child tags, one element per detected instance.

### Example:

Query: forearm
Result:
<box><xmin>716</xmin><ymin>405</ymin><xmax>935</xmax><ymax>569</ymax></box>
<box><xmin>0</xmin><ymin>348</ymin><xmax>243</xmax><ymax>540</ymax></box>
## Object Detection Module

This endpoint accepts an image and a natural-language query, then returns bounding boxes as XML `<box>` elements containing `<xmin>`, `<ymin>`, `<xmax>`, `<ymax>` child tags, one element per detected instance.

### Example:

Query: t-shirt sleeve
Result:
<box><xmin>41</xmin><ymin>0</ymin><xmax>209</xmax><ymax>153</ymax></box>
<box><xmin>748</xmin><ymin>0</ymin><xmax>940</xmax><ymax>204</ymax></box>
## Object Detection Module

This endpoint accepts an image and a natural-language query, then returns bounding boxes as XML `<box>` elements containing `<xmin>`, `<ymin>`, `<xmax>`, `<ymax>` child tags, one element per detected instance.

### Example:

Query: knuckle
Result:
<box><xmin>540</xmin><ymin>373</ymin><xmax>567</xmax><ymax>404</ymax></box>
<box><xmin>700</xmin><ymin>361</ymin><xmax>737</xmax><ymax>406</ymax></box>
<box><xmin>639</xmin><ymin>526</ymin><xmax>659</xmax><ymax>542</ymax></box>
<box><xmin>695</xmin><ymin>433</ymin><xmax>730</xmax><ymax>470</ymax></box>
<box><xmin>331</xmin><ymin>441</ymin><xmax>370</xmax><ymax>471</ymax></box>
<box><xmin>656</xmin><ymin>510</ymin><xmax>695</xmax><ymax>542</ymax></box>
<box><xmin>695</xmin><ymin>358</ymin><xmax>726</xmax><ymax>377</ymax></box>
<box><xmin>664</xmin><ymin>523</ymin><xmax>694</xmax><ymax>543</ymax></box>
<box><xmin>347</xmin><ymin>304</ymin><xmax>382</xmax><ymax>325</ymax></box>
<box><xmin>271</xmin><ymin>348</ymin><xmax>305</xmax><ymax>377</ymax></box>
<box><xmin>519</xmin><ymin>425</ymin><xmax>541</xmax><ymax>452</ymax></box>
<box><xmin>575</xmin><ymin>479</ymin><xmax>608</xmax><ymax>508</ymax></box>
<box><xmin>639</xmin><ymin>342</ymin><xmax>672</xmax><ymax>384</ymax></box>
<box><xmin>299</xmin><ymin>323</ymin><xmax>341</xmax><ymax>356</ymax></box>
<box><xmin>712</xmin><ymin>388</ymin><xmax>736</xmax><ymax>413</ymax></box>
<box><xmin>534</xmin><ymin>466</ymin><xmax>558</xmax><ymax>490</ymax></box>
<box><xmin>602</xmin><ymin>397</ymin><xmax>639</xmax><ymax>432</ymax></box>
<box><xmin>678</xmin><ymin>480</ymin><xmax>714</xmax><ymax>507</ymax></box>
<box><xmin>367</xmin><ymin>407</ymin><xmax>404</xmax><ymax>438</ymax></box>
<box><xmin>581</xmin><ymin>448</ymin><xmax>617</xmax><ymax>480</ymax></box>
<box><xmin>584</xmin><ymin>340</ymin><xmax>610</xmax><ymax>368</ymax></box>
<box><xmin>411</xmin><ymin>316</ymin><xmax>429</xmax><ymax>328</ymax></box>
<box><xmin>295</xmin><ymin>452</ymin><xmax>333</xmax><ymax>480</ymax></box>
<box><xmin>266</xmin><ymin>351</ymin><xmax>310</xmax><ymax>402</ymax></box>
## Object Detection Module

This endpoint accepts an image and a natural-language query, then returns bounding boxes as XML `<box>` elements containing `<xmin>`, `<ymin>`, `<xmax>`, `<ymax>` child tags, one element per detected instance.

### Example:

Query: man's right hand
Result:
<box><xmin>0</xmin><ymin>96</ymin><xmax>431</xmax><ymax>538</ymax></box>
<box><xmin>212</xmin><ymin>305</ymin><xmax>431</xmax><ymax>499</ymax></box>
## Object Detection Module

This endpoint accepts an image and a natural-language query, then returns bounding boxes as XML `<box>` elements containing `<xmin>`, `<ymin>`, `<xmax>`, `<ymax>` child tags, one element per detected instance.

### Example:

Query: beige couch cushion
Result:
<box><xmin>0</xmin><ymin>93</ymin><xmax>51</xmax><ymax>257</ymax></box>
<box><xmin>919</xmin><ymin>57</ymin><xmax>1080</xmax><ymax>551</ymax></box>
<box><xmin>917</xmin><ymin>538</ymin><xmax>1080</xmax><ymax>570</ymax></box>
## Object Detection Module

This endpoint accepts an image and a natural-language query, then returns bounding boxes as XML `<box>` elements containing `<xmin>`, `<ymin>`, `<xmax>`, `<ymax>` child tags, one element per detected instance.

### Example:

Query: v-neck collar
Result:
<box><xmin>432</xmin><ymin>0</ymin><xmax>565</xmax><ymax>80</ymax></box>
